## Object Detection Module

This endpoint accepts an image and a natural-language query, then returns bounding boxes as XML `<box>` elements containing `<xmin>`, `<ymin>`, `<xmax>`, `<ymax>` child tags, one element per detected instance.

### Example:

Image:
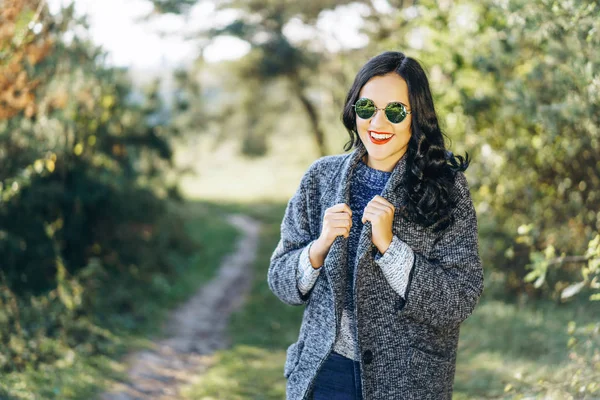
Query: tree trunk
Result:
<box><xmin>291</xmin><ymin>79</ymin><xmax>328</xmax><ymax>157</ymax></box>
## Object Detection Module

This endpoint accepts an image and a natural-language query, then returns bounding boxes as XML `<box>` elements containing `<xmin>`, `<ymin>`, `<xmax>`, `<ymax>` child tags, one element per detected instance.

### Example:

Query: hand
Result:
<box><xmin>361</xmin><ymin>195</ymin><xmax>394</xmax><ymax>255</ymax></box>
<box><xmin>310</xmin><ymin>203</ymin><xmax>353</xmax><ymax>268</ymax></box>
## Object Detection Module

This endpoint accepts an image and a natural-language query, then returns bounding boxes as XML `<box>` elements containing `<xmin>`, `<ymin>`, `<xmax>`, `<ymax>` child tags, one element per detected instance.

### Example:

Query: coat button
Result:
<box><xmin>363</xmin><ymin>349</ymin><xmax>373</xmax><ymax>364</ymax></box>
<box><xmin>396</xmin><ymin>297</ymin><xmax>405</xmax><ymax>313</ymax></box>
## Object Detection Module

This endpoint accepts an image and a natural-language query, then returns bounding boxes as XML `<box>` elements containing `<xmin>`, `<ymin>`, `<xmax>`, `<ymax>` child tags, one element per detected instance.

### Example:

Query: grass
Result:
<box><xmin>180</xmin><ymin>200</ymin><xmax>600</xmax><ymax>400</ymax></box>
<box><xmin>0</xmin><ymin>199</ymin><xmax>240</xmax><ymax>400</ymax></box>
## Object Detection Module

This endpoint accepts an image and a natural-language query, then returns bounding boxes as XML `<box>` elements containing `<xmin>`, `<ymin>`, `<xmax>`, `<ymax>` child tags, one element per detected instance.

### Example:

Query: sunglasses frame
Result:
<box><xmin>352</xmin><ymin>97</ymin><xmax>412</xmax><ymax>124</ymax></box>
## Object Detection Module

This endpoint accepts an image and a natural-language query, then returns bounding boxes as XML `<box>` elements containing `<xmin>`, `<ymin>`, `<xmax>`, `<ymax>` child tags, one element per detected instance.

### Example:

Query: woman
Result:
<box><xmin>267</xmin><ymin>51</ymin><xmax>484</xmax><ymax>400</ymax></box>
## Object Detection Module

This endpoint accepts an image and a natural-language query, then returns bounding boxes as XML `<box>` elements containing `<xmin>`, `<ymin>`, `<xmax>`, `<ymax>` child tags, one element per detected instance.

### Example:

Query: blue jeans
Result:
<box><xmin>311</xmin><ymin>351</ymin><xmax>363</xmax><ymax>400</ymax></box>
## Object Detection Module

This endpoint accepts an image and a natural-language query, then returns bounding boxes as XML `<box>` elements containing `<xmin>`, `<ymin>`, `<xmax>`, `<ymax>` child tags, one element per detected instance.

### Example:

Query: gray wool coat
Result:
<box><xmin>267</xmin><ymin>144</ymin><xmax>484</xmax><ymax>400</ymax></box>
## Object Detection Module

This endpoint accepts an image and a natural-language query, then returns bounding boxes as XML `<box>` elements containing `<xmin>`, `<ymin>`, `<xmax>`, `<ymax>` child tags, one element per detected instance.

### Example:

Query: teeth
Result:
<box><xmin>370</xmin><ymin>132</ymin><xmax>393</xmax><ymax>140</ymax></box>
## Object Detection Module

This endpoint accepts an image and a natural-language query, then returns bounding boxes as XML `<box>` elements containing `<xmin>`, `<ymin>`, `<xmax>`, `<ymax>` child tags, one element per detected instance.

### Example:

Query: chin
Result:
<box><xmin>365</xmin><ymin>145</ymin><xmax>392</xmax><ymax>156</ymax></box>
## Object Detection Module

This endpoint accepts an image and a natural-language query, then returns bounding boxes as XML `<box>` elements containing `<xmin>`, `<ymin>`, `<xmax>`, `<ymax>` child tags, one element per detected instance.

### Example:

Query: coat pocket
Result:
<box><xmin>407</xmin><ymin>346</ymin><xmax>452</xmax><ymax>398</ymax></box>
<box><xmin>283</xmin><ymin>339</ymin><xmax>304</xmax><ymax>379</ymax></box>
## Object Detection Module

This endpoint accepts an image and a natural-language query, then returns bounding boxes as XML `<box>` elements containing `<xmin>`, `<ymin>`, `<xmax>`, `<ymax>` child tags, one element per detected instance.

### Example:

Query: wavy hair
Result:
<box><xmin>341</xmin><ymin>51</ymin><xmax>470</xmax><ymax>232</ymax></box>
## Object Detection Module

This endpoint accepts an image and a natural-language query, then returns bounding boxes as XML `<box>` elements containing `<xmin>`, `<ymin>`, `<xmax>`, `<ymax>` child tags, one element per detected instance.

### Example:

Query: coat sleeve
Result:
<box><xmin>398</xmin><ymin>172</ymin><xmax>484</xmax><ymax>331</ymax></box>
<box><xmin>267</xmin><ymin>162</ymin><xmax>321</xmax><ymax>306</ymax></box>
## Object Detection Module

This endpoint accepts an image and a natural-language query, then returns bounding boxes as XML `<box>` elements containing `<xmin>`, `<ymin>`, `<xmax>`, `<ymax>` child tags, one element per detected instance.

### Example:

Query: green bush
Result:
<box><xmin>368</xmin><ymin>0</ymin><xmax>600</xmax><ymax>300</ymax></box>
<box><xmin>0</xmin><ymin>0</ymin><xmax>196</xmax><ymax>377</ymax></box>
<box><xmin>0</xmin><ymin>1</ymin><xmax>181</xmax><ymax>295</ymax></box>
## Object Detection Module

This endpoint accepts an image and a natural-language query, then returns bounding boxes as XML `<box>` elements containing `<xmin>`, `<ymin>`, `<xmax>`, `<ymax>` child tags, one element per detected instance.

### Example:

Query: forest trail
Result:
<box><xmin>100</xmin><ymin>213</ymin><xmax>261</xmax><ymax>400</ymax></box>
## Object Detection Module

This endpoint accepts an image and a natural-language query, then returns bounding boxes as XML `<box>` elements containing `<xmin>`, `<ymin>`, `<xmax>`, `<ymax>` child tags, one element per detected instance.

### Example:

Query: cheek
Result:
<box><xmin>394</xmin><ymin>119</ymin><xmax>412</xmax><ymax>137</ymax></box>
<box><xmin>356</xmin><ymin>118</ymin><xmax>370</xmax><ymax>134</ymax></box>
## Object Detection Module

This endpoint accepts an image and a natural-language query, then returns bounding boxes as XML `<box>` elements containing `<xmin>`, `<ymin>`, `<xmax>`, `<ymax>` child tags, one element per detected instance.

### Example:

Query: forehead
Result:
<box><xmin>358</xmin><ymin>73</ymin><xmax>409</xmax><ymax>106</ymax></box>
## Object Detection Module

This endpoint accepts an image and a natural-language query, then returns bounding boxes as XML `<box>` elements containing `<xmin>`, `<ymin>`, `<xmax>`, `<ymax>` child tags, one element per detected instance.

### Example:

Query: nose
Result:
<box><xmin>370</xmin><ymin>107</ymin><xmax>389</xmax><ymax>128</ymax></box>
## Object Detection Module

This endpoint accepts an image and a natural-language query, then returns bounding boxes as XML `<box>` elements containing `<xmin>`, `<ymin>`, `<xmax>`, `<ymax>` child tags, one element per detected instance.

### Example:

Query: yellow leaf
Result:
<box><xmin>45</xmin><ymin>159</ymin><xmax>55</xmax><ymax>172</ymax></box>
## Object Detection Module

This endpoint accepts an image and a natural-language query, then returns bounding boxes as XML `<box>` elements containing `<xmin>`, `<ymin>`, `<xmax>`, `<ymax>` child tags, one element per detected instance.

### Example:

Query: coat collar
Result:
<box><xmin>329</xmin><ymin>144</ymin><xmax>409</xmax><ymax>209</ymax></box>
<box><xmin>320</xmin><ymin>144</ymin><xmax>410</xmax><ymax>317</ymax></box>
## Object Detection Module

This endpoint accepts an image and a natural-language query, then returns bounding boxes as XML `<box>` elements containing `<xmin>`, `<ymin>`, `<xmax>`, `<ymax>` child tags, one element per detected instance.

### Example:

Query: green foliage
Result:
<box><xmin>361</xmin><ymin>0</ymin><xmax>600</xmax><ymax>300</ymax></box>
<box><xmin>0</xmin><ymin>0</ymin><xmax>199</xmax><ymax>388</ymax></box>
<box><xmin>563</xmin><ymin>320</ymin><xmax>600</xmax><ymax>396</ymax></box>
<box><xmin>524</xmin><ymin>234</ymin><xmax>600</xmax><ymax>302</ymax></box>
<box><xmin>469</xmin><ymin>0</ymin><xmax>600</xmax><ymax>300</ymax></box>
<box><xmin>0</xmin><ymin>200</ymin><xmax>240</xmax><ymax>398</ymax></box>
<box><xmin>0</xmin><ymin>1</ymin><xmax>181</xmax><ymax>294</ymax></box>
<box><xmin>0</xmin><ymin>269</ymin><xmax>116</xmax><ymax>373</ymax></box>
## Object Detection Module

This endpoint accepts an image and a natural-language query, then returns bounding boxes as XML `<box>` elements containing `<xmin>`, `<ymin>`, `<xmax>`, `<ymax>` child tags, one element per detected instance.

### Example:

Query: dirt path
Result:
<box><xmin>100</xmin><ymin>213</ymin><xmax>261</xmax><ymax>400</ymax></box>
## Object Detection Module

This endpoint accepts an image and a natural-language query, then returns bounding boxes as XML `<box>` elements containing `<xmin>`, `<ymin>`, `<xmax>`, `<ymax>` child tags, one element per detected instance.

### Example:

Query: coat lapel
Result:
<box><xmin>320</xmin><ymin>144</ymin><xmax>410</xmax><ymax>318</ymax></box>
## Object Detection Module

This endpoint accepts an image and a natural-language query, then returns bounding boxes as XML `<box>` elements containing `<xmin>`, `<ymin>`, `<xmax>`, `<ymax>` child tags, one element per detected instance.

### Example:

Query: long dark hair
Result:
<box><xmin>341</xmin><ymin>51</ymin><xmax>470</xmax><ymax>232</ymax></box>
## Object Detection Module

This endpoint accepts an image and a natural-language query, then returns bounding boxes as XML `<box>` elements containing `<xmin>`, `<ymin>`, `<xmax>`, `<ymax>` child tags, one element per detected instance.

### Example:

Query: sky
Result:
<box><xmin>45</xmin><ymin>0</ymin><xmax>383</xmax><ymax>69</ymax></box>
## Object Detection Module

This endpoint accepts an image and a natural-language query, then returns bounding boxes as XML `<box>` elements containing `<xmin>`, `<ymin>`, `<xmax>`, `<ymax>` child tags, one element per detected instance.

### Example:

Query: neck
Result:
<box><xmin>363</xmin><ymin>149</ymin><xmax>407</xmax><ymax>172</ymax></box>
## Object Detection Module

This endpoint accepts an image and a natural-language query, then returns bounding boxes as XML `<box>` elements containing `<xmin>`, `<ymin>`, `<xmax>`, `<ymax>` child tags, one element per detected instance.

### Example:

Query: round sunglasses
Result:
<box><xmin>352</xmin><ymin>97</ymin><xmax>412</xmax><ymax>124</ymax></box>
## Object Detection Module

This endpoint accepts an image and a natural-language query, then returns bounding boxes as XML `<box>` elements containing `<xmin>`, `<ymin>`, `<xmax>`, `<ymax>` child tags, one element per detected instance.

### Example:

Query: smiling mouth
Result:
<box><xmin>368</xmin><ymin>130</ymin><xmax>394</xmax><ymax>144</ymax></box>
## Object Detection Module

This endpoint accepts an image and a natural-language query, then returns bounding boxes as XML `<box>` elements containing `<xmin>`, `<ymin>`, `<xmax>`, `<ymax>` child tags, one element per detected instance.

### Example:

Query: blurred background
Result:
<box><xmin>0</xmin><ymin>0</ymin><xmax>599</xmax><ymax>398</ymax></box>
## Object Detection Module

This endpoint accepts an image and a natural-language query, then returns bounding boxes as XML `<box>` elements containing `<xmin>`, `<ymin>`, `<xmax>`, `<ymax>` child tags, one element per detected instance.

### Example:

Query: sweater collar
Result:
<box><xmin>332</xmin><ymin>144</ymin><xmax>409</xmax><ymax>208</ymax></box>
<box><xmin>354</xmin><ymin>154</ymin><xmax>392</xmax><ymax>188</ymax></box>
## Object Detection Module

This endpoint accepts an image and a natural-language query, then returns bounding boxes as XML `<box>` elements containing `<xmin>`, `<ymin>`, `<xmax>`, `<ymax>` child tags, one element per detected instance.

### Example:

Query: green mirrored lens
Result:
<box><xmin>385</xmin><ymin>102</ymin><xmax>407</xmax><ymax>123</ymax></box>
<box><xmin>354</xmin><ymin>98</ymin><xmax>375</xmax><ymax>119</ymax></box>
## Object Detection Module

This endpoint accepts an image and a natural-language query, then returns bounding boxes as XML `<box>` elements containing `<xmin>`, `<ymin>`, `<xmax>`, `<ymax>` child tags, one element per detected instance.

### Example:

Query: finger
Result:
<box><xmin>361</xmin><ymin>212</ymin><xmax>373</xmax><ymax>224</ymax></box>
<box><xmin>328</xmin><ymin>203</ymin><xmax>352</xmax><ymax>216</ymax></box>
<box><xmin>329</xmin><ymin>218</ymin><xmax>352</xmax><ymax>229</ymax></box>
<box><xmin>333</xmin><ymin>227</ymin><xmax>349</xmax><ymax>238</ymax></box>
<box><xmin>362</xmin><ymin>210</ymin><xmax>379</xmax><ymax>219</ymax></box>
<box><xmin>362</xmin><ymin>209</ymin><xmax>385</xmax><ymax>224</ymax></box>
<box><xmin>372</xmin><ymin>195</ymin><xmax>390</xmax><ymax>204</ymax></box>
<box><xmin>370</xmin><ymin>196</ymin><xmax>394</xmax><ymax>210</ymax></box>
<box><xmin>326</xmin><ymin>214</ymin><xmax>353</xmax><ymax>224</ymax></box>
<box><xmin>371</xmin><ymin>197</ymin><xmax>395</xmax><ymax>213</ymax></box>
<box><xmin>340</xmin><ymin>203</ymin><xmax>353</xmax><ymax>216</ymax></box>
<box><xmin>365</xmin><ymin>202</ymin><xmax>391</xmax><ymax>214</ymax></box>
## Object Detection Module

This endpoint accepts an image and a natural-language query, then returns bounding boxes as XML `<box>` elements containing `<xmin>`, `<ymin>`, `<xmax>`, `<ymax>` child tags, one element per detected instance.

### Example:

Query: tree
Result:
<box><xmin>0</xmin><ymin>0</ymin><xmax>177</xmax><ymax>293</ymax></box>
<box><xmin>147</xmin><ymin>0</ymin><xmax>364</xmax><ymax>157</ymax></box>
